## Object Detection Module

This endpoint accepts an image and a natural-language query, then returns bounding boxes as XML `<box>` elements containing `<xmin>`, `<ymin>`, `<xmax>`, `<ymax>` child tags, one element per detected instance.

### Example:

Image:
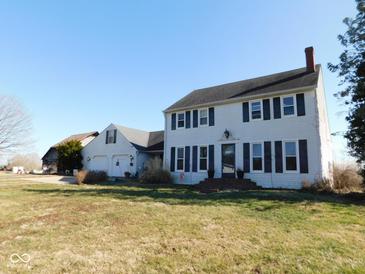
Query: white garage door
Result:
<box><xmin>90</xmin><ymin>156</ymin><xmax>108</xmax><ymax>172</ymax></box>
<box><xmin>111</xmin><ymin>155</ymin><xmax>130</xmax><ymax>177</ymax></box>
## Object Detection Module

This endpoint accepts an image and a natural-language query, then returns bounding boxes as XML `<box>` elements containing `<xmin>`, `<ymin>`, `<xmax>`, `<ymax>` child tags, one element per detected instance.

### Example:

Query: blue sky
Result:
<box><xmin>0</xmin><ymin>0</ymin><xmax>357</xmax><ymax>162</ymax></box>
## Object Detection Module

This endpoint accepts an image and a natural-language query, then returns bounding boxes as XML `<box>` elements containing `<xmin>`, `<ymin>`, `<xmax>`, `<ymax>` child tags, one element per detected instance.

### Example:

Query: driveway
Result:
<box><xmin>0</xmin><ymin>172</ymin><xmax>77</xmax><ymax>184</ymax></box>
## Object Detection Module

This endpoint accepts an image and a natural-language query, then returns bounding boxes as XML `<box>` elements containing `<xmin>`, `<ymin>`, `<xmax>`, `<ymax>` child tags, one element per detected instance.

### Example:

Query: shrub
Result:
<box><xmin>302</xmin><ymin>178</ymin><xmax>333</xmax><ymax>193</ymax></box>
<box><xmin>76</xmin><ymin>170</ymin><xmax>107</xmax><ymax>185</ymax></box>
<box><xmin>332</xmin><ymin>164</ymin><xmax>364</xmax><ymax>192</ymax></box>
<box><xmin>302</xmin><ymin>164</ymin><xmax>364</xmax><ymax>193</ymax></box>
<box><xmin>124</xmin><ymin>171</ymin><xmax>131</xmax><ymax>178</ymax></box>
<box><xmin>140</xmin><ymin>157</ymin><xmax>172</xmax><ymax>184</ymax></box>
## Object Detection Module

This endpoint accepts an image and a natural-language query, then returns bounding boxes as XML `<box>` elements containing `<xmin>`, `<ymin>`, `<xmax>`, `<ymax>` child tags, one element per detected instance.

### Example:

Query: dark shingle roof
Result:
<box><xmin>52</xmin><ymin>131</ymin><xmax>99</xmax><ymax>147</ymax></box>
<box><xmin>147</xmin><ymin>131</ymin><xmax>164</xmax><ymax>147</ymax></box>
<box><xmin>165</xmin><ymin>65</ymin><xmax>321</xmax><ymax>112</ymax></box>
<box><xmin>113</xmin><ymin>124</ymin><xmax>164</xmax><ymax>151</ymax></box>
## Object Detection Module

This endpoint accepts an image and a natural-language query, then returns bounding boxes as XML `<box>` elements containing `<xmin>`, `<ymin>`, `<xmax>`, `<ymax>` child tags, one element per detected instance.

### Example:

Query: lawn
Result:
<box><xmin>1</xmin><ymin>174</ymin><xmax>365</xmax><ymax>273</ymax></box>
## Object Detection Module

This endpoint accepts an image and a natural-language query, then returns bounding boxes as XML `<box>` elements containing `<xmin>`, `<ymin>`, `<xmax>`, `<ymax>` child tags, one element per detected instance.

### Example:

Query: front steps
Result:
<box><xmin>196</xmin><ymin>178</ymin><xmax>261</xmax><ymax>193</ymax></box>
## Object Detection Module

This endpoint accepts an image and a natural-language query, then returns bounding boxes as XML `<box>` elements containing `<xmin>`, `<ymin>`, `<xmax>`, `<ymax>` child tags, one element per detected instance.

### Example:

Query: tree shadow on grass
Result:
<box><xmin>23</xmin><ymin>183</ymin><xmax>365</xmax><ymax>208</ymax></box>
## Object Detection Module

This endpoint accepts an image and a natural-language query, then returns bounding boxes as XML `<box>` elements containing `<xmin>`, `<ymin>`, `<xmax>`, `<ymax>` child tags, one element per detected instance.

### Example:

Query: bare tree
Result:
<box><xmin>0</xmin><ymin>96</ymin><xmax>32</xmax><ymax>154</ymax></box>
<box><xmin>8</xmin><ymin>153</ymin><xmax>41</xmax><ymax>171</ymax></box>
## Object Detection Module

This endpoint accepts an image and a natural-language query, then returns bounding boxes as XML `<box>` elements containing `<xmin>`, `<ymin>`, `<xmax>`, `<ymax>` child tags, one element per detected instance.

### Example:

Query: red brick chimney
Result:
<box><xmin>305</xmin><ymin>47</ymin><xmax>315</xmax><ymax>72</ymax></box>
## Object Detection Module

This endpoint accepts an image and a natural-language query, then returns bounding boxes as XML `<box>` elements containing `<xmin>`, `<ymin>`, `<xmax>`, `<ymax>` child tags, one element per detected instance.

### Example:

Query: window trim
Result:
<box><xmin>198</xmin><ymin>145</ymin><xmax>208</xmax><ymax>172</ymax></box>
<box><xmin>251</xmin><ymin>142</ymin><xmax>264</xmax><ymax>173</ymax></box>
<box><xmin>176</xmin><ymin>147</ymin><xmax>185</xmax><ymax>171</ymax></box>
<box><xmin>198</xmin><ymin>108</ymin><xmax>209</xmax><ymax>127</ymax></box>
<box><xmin>177</xmin><ymin>112</ymin><xmax>185</xmax><ymax>128</ymax></box>
<box><xmin>281</xmin><ymin>95</ymin><xmax>296</xmax><ymax>117</ymax></box>
<box><xmin>283</xmin><ymin>140</ymin><xmax>299</xmax><ymax>173</ymax></box>
<box><xmin>250</xmin><ymin>100</ymin><xmax>263</xmax><ymax>121</ymax></box>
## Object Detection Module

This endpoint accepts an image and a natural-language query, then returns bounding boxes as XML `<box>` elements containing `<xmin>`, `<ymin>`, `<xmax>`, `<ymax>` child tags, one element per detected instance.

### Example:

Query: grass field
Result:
<box><xmin>1</xmin><ymin>173</ymin><xmax>365</xmax><ymax>273</ymax></box>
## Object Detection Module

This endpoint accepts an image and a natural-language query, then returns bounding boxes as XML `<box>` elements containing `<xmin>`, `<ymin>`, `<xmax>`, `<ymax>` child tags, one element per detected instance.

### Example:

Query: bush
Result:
<box><xmin>140</xmin><ymin>157</ymin><xmax>172</xmax><ymax>184</ymax></box>
<box><xmin>76</xmin><ymin>170</ymin><xmax>107</xmax><ymax>185</ymax></box>
<box><xmin>332</xmin><ymin>164</ymin><xmax>364</xmax><ymax>192</ymax></box>
<box><xmin>302</xmin><ymin>164</ymin><xmax>364</xmax><ymax>193</ymax></box>
<box><xmin>124</xmin><ymin>171</ymin><xmax>131</xmax><ymax>178</ymax></box>
<box><xmin>57</xmin><ymin>140</ymin><xmax>83</xmax><ymax>173</ymax></box>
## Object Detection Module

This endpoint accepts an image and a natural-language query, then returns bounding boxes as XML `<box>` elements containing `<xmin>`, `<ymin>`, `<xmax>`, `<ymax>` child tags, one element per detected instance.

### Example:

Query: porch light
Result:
<box><xmin>129</xmin><ymin>155</ymin><xmax>134</xmax><ymax>167</ymax></box>
<box><xmin>224</xmin><ymin>129</ymin><xmax>230</xmax><ymax>139</ymax></box>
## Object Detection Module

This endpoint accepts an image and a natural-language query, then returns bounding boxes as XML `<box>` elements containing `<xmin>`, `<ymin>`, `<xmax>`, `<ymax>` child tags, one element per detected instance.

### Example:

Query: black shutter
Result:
<box><xmin>170</xmin><ymin>147</ymin><xmax>176</xmax><ymax>172</ymax></box>
<box><xmin>105</xmin><ymin>130</ymin><xmax>109</xmax><ymax>144</ymax></box>
<box><xmin>185</xmin><ymin>111</ymin><xmax>191</xmax><ymax>128</ymax></box>
<box><xmin>208</xmin><ymin>145</ymin><xmax>214</xmax><ymax>170</ymax></box>
<box><xmin>192</xmin><ymin>146</ymin><xmax>198</xmax><ymax>172</ymax></box>
<box><xmin>113</xmin><ymin>129</ymin><xmax>117</xmax><ymax>143</ymax></box>
<box><xmin>273</xmin><ymin>97</ymin><xmax>281</xmax><ymax>119</ymax></box>
<box><xmin>184</xmin><ymin>146</ymin><xmax>190</xmax><ymax>172</ymax></box>
<box><xmin>275</xmin><ymin>141</ymin><xmax>283</xmax><ymax>173</ymax></box>
<box><xmin>171</xmin><ymin>113</ymin><xmax>176</xmax><ymax>130</ymax></box>
<box><xmin>299</xmin><ymin>139</ymin><xmax>309</xmax><ymax>173</ymax></box>
<box><xmin>243</xmin><ymin>143</ymin><xmax>250</xmax><ymax>172</ymax></box>
<box><xmin>264</xmin><ymin>141</ymin><xmax>272</xmax><ymax>173</ymax></box>
<box><xmin>242</xmin><ymin>102</ymin><xmax>249</xmax><ymax>123</ymax></box>
<box><xmin>296</xmin><ymin>93</ymin><xmax>306</xmax><ymax>116</ymax></box>
<box><xmin>263</xmin><ymin>99</ymin><xmax>271</xmax><ymax>120</ymax></box>
<box><xmin>193</xmin><ymin>110</ymin><xmax>198</xmax><ymax>128</ymax></box>
<box><xmin>209</xmin><ymin>107</ymin><xmax>215</xmax><ymax>126</ymax></box>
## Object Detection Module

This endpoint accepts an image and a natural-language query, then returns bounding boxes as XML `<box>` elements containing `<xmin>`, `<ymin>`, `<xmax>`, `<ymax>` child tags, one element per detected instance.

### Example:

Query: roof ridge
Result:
<box><xmin>165</xmin><ymin>64</ymin><xmax>321</xmax><ymax>112</ymax></box>
<box><xmin>193</xmin><ymin>65</ymin><xmax>320</xmax><ymax>93</ymax></box>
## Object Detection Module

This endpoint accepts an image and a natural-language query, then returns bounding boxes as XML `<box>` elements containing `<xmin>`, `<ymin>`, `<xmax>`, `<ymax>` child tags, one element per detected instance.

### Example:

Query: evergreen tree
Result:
<box><xmin>57</xmin><ymin>140</ymin><xmax>83</xmax><ymax>172</ymax></box>
<box><xmin>328</xmin><ymin>0</ymin><xmax>365</xmax><ymax>176</ymax></box>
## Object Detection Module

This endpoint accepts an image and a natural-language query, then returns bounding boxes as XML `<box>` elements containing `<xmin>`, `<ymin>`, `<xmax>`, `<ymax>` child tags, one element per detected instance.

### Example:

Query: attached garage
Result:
<box><xmin>82</xmin><ymin>123</ymin><xmax>164</xmax><ymax>177</ymax></box>
<box><xmin>111</xmin><ymin>155</ymin><xmax>130</xmax><ymax>177</ymax></box>
<box><xmin>89</xmin><ymin>155</ymin><xmax>108</xmax><ymax>172</ymax></box>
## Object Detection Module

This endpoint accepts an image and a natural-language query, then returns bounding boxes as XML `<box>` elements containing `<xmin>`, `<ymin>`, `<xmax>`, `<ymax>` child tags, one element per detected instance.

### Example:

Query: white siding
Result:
<box><xmin>164</xmin><ymin>82</ymin><xmax>331</xmax><ymax>189</ymax></box>
<box><xmin>315</xmin><ymin>70</ymin><xmax>334</xmax><ymax>180</ymax></box>
<box><xmin>82</xmin><ymin>124</ymin><xmax>138</xmax><ymax>176</ymax></box>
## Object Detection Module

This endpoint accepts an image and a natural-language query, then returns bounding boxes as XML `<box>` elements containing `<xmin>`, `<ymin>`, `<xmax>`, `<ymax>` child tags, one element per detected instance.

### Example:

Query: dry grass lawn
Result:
<box><xmin>1</xmin><ymin>173</ymin><xmax>365</xmax><ymax>273</ymax></box>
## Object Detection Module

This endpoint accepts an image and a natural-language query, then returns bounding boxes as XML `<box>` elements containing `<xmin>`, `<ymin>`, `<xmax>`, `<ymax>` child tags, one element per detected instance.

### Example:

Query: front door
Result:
<box><xmin>222</xmin><ymin>144</ymin><xmax>235</xmax><ymax>178</ymax></box>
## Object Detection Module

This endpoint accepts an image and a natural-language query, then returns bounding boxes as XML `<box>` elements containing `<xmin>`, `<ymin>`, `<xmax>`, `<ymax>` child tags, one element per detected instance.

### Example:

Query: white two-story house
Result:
<box><xmin>163</xmin><ymin>47</ymin><xmax>333</xmax><ymax>189</ymax></box>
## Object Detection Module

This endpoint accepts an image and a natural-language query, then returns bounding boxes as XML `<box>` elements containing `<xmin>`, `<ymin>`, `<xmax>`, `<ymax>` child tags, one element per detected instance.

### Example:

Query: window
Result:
<box><xmin>285</xmin><ymin>141</ymin><xmax>297</xmax><ymax>171</ymax></box>
<box><xmin>106</xmin><ymin>130</ymin><xmax>116</xmax><ymax>144</ymax></box>
<box><xmin>199</xmin><ymin>109</ymin><xmax>208</xmax><ymax>126</ymax></box>
<box><xmin>283</xmin><ymin>96</ymin><xmax>295</xmax><ymax>116</ymax></box>
<box><xmin>199</xmin><ymin>146</ymin><xmax>208</xmax><ymax>170</ymax></box>
<box><xmin>177</xmin><ymin>113</ymin><xmax>185</xmax><ymax>128</ymax></box>
<box><xmin>251</xmin><ymin>101</ymin><xmax>262</xmax><ymax>120</ymax></box>
<box><xmin>177</xmin><ymin>147</ymin><xmax>184</xmax><ymax>170</ymax></box>
<box><xmin>252</xmin><ymin>143</ymin><xmax>263</xmax><ymax>171</ymax></box>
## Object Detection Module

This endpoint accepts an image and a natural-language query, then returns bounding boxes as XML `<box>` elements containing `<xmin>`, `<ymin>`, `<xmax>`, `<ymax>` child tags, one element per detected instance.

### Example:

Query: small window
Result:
<box><xmin>106</xmin><ymin>130</ymin><xmax>116</xmax><ymax>144</ymax></box>
<box><xmin>285</xmin><ymin>141</ymin><xmax>297</xmax><ymax>171</ymax></box>
<box><xmin>252</xmin><ymin>143</ymin><xmax>263</xmax><ymax>171</ymax></box>
<box><xmin>199</xmin><ymin>109</ymin><xmax>208</xmax><ymax>126</ymax></box>
<box><xmin>283</xmin><ymin>96</ymin><xmax>295</xmax><ymax>116</ymax></box>
<box><xmin>251</xmin><ymin>101</ymin><xmax>262</xmax><ymax>120</ymax></box>
<box><xmin>177</xmin><ymin>113</ymin><xmax>185</xmax><ymax>128</ymax></box>
<box><xmin>177</xmin><ymin>147</ymin><xmax>184</xmax><ymax>170</ymax></box>
<box><xmin>199</xmin><ymin>146</ymin><xmax>208</xmax><ymax>170</ymax></box>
